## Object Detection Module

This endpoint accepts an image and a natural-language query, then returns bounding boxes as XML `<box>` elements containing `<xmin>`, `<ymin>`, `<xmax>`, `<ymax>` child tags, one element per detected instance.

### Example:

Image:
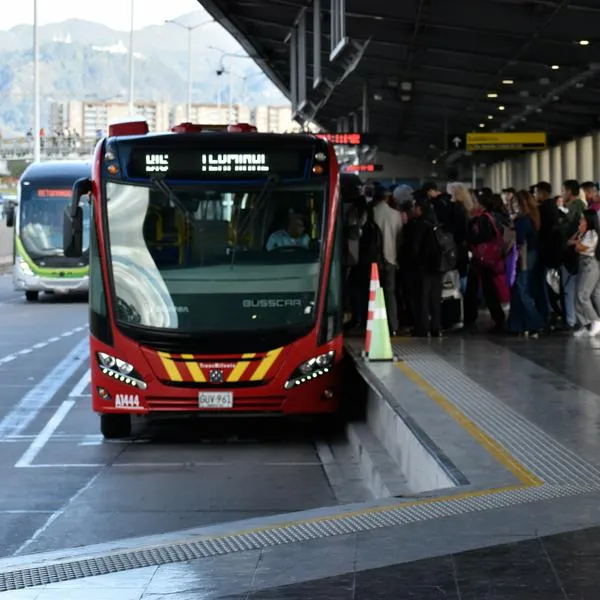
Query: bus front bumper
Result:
<box><xmin>92</xmin><ymin>371</ymin><xmax>341</xmax><ymax>417</ymax></box>
<box><xmin>13</xmin><ymin>262</ymin><xmax>89</xmax><ymax>294</ymax></box>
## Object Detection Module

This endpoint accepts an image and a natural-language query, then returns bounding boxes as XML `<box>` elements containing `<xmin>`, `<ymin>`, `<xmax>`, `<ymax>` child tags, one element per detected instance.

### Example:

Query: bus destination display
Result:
<box><xmin>126</xmin><ymin>148</ymin><xmax>307</xmax><ymax>179</ymax></box>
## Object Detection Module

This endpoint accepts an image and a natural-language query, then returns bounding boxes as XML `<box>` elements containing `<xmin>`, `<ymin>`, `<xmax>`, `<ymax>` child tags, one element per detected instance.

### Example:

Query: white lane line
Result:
<box><xmin>0</xmin><ymin>325</ymin><xmax>87</xmax><ymax>366</ymax></box>
<box><xmin>22</xmin><ymin>464</ymin><xmax>105</xmax><ymax>468</ymax></box>
<box><xmin>68</xmin><ymin>368</ymin><xmax>91</xmax><ymax>397</ymax></box>
<box><xmin>0</xmin><ymin>510</ymin><xmax>54</xmax><ymax>515</ymax></box>
<box><xmin>15</xmin><ymin>400</ymin><xmax>76</xmax><ymax>468</ymax></box>
<box><xmin>26</xmin><ymin>461</ymin><xmax>325</xmax><ymax>468</ymax></box>
<box><xmin>13</xmin><ymin>470</ymin><xmax>103</xmax><ymax>556</ymax></box>
<box><xmin>0</xmin><ymin>337</ymin><xmax>89</xmax><ymax>439</ymax></box>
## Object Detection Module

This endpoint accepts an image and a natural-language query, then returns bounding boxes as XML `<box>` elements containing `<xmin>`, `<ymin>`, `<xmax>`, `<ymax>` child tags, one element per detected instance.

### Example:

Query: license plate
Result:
<box><xmin>198</xmin><ymin>391</ymin><xmax>233</xmax><ymax>409</ymax></box>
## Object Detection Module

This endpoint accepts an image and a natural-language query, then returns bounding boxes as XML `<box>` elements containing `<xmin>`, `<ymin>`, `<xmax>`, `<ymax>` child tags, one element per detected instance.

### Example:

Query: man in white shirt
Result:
<box><xmin>372</xmin><ymin>185</ymin><xmax>403</xmax><ymax>335</ymax></box>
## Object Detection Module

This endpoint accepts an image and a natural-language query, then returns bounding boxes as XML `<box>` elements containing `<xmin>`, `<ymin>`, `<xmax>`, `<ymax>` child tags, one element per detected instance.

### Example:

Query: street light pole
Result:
<box><xmin>166</xmin><ymin>19</ymin><xmax>214</xmax><ymax>122</ymax></box>
<box><xmin>128</xmin><ymin>0</ymin><xmax>135</xmax><ymax>114</ymax></box>
<box><xmin>33</xmin><ymin>0</ymin><xmax>41</xmax><ymax>162</ymax></box>
<box><xmin>186</xmin><ymin>29</ymin><xmax>193</xmax><ymax>121</ymax></box>
<box><xmin>228</xmin><ymin>69</ymin><xmax>233</xmax><ymax>124</ymax></box>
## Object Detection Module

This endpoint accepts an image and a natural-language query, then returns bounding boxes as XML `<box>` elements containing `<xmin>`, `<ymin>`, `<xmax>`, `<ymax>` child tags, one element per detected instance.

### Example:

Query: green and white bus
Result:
<box><xmin>5</xmin><ymin>160</ymin><xmax>91</xmax><ymax>301</ymax></box>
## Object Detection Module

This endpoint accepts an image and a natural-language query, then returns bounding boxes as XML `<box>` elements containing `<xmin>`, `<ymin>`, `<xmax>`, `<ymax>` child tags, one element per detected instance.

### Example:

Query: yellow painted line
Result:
<box><xmin>250</xmin><ymin>348</ymin><xmax>283</xmax><ymax>381</ymax></box>
<box><xmin>396</xmin><ymin>361</ymin><xmax>543</xmax><ymax>487</ymax></box>
<box><xmin>227</xmin><ymin>353</ymin><xmax>256</xmax><ymax>382</ymax></box>
<box><xmin>157</xmin><ymin>352</ymin><xmax>182</xmax><ymax>382</ymax></box>
<box><xmin>180</xmin><ymin>354</ymin><xmax>205</xmax><ymax>382</ymax></box>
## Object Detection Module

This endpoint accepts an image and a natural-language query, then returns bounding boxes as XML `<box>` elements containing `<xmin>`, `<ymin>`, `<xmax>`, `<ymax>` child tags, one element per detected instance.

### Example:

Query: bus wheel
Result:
<box><xmin>25</xmin><ymin>291</ymin><xmax>39</xmax><ymax>302</ymax></box>
<box><xmin>100</xmin><ymin>414</ymin><xmax>131</xmax><ymax>439</ymax></box>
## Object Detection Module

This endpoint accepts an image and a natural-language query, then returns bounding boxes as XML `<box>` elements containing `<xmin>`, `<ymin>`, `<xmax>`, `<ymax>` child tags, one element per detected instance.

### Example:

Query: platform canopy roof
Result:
<box><xmin>198</xmin><ymin>0</ymin><xmax>600</xmax><ymax>164</ymax></box>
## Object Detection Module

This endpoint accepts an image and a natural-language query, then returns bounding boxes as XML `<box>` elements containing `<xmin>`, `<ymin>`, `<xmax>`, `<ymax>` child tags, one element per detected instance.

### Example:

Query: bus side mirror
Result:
<box><xmin>4</xmin><ymin>204</ymin><xmax>14</xmax><ymax>228</ymax></box>
<box><xmin>64</xmin><ymin>177</ymin><xmax>91</xmax><ymax>258</ymax></box>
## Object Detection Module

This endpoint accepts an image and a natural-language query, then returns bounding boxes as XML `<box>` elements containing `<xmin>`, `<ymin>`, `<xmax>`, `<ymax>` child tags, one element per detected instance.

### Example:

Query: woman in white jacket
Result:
<box><xmin>570</xmin><ymin>209</ymin><xmax>600</xmax><ymax>337</ymax></box>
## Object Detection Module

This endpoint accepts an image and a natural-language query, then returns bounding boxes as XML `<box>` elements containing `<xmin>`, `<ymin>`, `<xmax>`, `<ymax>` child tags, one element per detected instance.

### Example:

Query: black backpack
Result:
<box><xmin>432</xmin><ymin>224</ymin><xmax>457</xmax><ymax>273</ymax></box>
<box><xmin>359</xmin><ymin>218</ymin><xmax>383</xmax><ymax>265</ymax></box>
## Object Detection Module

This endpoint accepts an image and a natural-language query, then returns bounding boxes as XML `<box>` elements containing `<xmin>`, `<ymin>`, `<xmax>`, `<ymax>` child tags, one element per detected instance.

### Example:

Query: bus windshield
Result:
<box><xmin>105</xmin><ymin>180</ymin><xmax>328</xmax><ymax>333</ymax></box>
<box><xmin>20</xmin><ymin>187</ymin><xmax>90</xmax><ymax>258</ymax></box>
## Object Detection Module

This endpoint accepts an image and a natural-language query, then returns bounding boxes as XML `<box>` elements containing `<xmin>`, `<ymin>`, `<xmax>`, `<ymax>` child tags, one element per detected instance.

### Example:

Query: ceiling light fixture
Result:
<box><xmin>488</xmin><ymin>115</ymin><xmax>493</xmax><ymax>120</ymax></box>
<box><xmin>551</xmin><ymin>65</ymin><xmax>560</xmax><ymax>70</ymax></box>
<box><xmin>498</xmin><ymin>105</ymin><xmax>505</xmax><ymax>110</ymax></box>
<box><xmin>487</xmin><ymin>92</ymin><xmax>498</xmax><ymax>98</ymax></box>
<box><xmin>579</xmin><ymin>40</ymin><xmax>590</xmax><ymax>46</ymax></box>
<box><xmin>479</xmin><ymin>123</ymin><xmax>485</xmax><ymax>128</ymax></box>
<box><xmin>502</xmin><ymin>79</ymin><xmax>514</xmax><ymax>85</ymax></box>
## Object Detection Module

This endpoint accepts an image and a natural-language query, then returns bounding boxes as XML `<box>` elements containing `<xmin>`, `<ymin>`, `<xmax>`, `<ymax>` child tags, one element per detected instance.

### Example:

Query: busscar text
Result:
<box><xmin>242</xmin><ymin>299</ymin><xmax>302</xmax><ymax>308</ymax></box>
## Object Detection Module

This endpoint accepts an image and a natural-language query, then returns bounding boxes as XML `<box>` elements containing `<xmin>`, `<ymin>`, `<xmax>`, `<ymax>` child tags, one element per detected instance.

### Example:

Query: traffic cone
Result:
<box><xmin>367</xmin><ymin>287</ymin><xmax>394</xmax><ymax>361</ymax></box>
<box><xmin>364</xmin><ymin>263</ymin><xmax>381</xmax><ymax>356</ymax></box>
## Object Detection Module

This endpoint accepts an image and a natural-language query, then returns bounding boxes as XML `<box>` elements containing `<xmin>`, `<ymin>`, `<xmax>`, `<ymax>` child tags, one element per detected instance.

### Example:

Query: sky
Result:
<box><xmin>0</xmin><ymin>0</ymin><xmax>204</xmax><ymax>31</ymax></box>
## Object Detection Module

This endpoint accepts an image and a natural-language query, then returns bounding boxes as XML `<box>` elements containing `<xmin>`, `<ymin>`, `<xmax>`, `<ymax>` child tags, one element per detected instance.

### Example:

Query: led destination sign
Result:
<box><xmin>144</xmin><ymin>153</ymin><xmax>270</xmax><ymax>174</ymax></box>
<box><xmin>126</xmin><ymin>148</ymin><xmax>308</xmax><ymax>180</ymax></box>
<box><xmin>201</xmin><ymin>153</ymin><xmax>269</xmax><ymax>173</ymax></box>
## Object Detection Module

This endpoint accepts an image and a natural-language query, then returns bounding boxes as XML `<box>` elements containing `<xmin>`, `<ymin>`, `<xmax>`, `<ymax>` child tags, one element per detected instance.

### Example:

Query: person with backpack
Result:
<box><xmin>403</xmin><ymin>194</ymin><xmax>444</xmax><ymax>338</ymax></box>
<box><xmin>372</xmin><ymin>184</ymin><xmax>402</xmax><ymax>335</ymax></box>
<box><xmin>344</xmin><ymin>190</ymin><xmax>375</xmax><ymax>333</ymax></box>
<box><xmin>464</xmin><ymin>190</ymin><xmax>507</xmax><ymax>333</ymax></box>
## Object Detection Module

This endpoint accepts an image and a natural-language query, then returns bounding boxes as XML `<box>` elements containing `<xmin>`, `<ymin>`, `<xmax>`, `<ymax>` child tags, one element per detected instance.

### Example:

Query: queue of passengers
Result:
<box><xmin>342</xmin><ymin>178</ymin><xmax>600</xmax><ymax>339</ymax></box>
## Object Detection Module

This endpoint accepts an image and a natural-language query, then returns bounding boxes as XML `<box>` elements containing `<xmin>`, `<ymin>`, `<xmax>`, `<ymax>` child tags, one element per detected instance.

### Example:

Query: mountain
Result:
<box><xmin>0</xmin><ymin>10</ymin><xmax>288</xmax><ymax>136</ymax></box>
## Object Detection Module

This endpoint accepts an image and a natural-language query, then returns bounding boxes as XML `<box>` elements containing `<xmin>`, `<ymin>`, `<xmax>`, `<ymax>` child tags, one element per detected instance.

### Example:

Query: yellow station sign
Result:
<box><xmin>466</xmin><ymin>132</ymin><xmax>547</xmax><ymax>151</ymax></box>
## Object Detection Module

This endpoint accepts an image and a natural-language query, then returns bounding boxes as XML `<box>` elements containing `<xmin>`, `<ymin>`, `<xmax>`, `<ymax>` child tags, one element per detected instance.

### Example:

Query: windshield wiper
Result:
<box><xmin>150</xmin><ymin>174</ymin><xmax>194</xmax><ymax>228</ymax></box>
<box><xmin>230</xmin><ymin>174</ymin><xmax>279</xmax><ymax>269</ymax></box>
<box><xmin>236</xmin><ymin>174</ymin><xmax>279</xmax><ymax>240</ymax></box>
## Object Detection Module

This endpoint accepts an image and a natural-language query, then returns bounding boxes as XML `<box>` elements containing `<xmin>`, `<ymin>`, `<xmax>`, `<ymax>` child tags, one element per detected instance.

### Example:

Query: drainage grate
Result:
<box><xmin>1</xmin><ymin>481</ymin><xmax>598</xmax><ymax>592</ymax></box>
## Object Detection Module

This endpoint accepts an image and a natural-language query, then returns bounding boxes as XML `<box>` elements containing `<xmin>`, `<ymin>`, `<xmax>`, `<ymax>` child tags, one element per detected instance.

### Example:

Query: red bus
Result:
<box><xmin>63</xmin><ymin>121</ymin><xmax>344</xmax><ymax>438</ymax></box>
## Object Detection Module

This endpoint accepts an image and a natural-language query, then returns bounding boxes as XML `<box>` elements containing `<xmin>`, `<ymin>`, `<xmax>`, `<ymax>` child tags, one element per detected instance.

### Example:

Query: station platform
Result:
<box><xmin>3</xmin><ymin>332</ymin><xmax>600</xmax><ymax>598</ymax></box>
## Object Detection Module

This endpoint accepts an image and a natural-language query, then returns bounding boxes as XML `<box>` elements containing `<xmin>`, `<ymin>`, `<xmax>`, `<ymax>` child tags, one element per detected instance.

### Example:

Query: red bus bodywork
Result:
<box><xmin>83</xmin><ymin>122</ymin><xmax>343</xmax><ymax>432</ymax></box>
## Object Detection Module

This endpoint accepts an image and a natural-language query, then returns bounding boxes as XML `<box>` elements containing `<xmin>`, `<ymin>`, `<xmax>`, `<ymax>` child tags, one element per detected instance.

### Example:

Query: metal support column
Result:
<box><xmin>312</xmin><ymin>0</ymin><xmax>322</xmax><ymax>88</ymax></box>
<box><xmin>361</xmin><ymin>81</ymin><xmax>369</xmax><ymax>132</ymax></box>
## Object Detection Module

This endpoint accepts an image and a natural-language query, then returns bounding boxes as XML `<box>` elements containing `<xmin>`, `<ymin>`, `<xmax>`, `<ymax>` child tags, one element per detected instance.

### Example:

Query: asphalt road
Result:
<box><xmin>0</xmin><ymin>273</ymin><xmax>367</xmax><ymax>558</ymax></box>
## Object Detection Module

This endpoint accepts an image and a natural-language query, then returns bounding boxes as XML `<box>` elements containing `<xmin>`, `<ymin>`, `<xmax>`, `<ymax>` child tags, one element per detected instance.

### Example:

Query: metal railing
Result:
<box><xmin>0</xmin><ymin>137</ymin><xmax>99</xmax><ymax>160</ymax></box>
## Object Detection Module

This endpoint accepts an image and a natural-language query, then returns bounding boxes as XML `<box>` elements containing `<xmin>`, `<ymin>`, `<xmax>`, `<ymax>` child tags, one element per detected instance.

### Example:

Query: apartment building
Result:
<box><xmin>50</xmin><ymin>100</ymin><xmax>171</xmax><ymax>137</ymax></box>
<box><xmin>170</xmin><ymin>103</ymin><xmax>300</xmax><ymax>133</ymax></box>
<box><xmin>253</xmin><ymin>105</ymin><xmax>301</xmax><ymax>133</ymax></box>
<box><xmin>170</xmin><ymin>104</ymin><xmax>252</xmax><ymax>127</ymax></box>
<box><xmin>50</xmin><ymin>100</ymin><xmax>300</xmax><ymax>136</ymax></box>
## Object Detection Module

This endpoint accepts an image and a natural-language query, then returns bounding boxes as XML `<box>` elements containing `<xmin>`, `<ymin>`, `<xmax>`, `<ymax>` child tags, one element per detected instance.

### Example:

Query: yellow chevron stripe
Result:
<box><xmin>250</xmin><ymin>348</ymin><xmax>283</xmax><ymax>381</ymax></box>
<box><xmin>158</xmin><ymin>352</ymin><xmax>182</xmax><ymax>382</ymax></box>
<box><xmin>227</xmin><ymin>353</ymin><xmax>256</xmax><ymax>382</ymax></box>
<box><xmin>181</xmin><ymin>354</ymin><xmax>206</xmax><ymax>382</ymax></box>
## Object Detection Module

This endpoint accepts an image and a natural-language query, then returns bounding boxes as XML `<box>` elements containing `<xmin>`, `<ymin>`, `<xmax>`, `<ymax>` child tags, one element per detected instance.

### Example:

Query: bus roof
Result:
<box><xmin>108</xmin><ymin>131</ymin><xmax>328</xmax><ymax>149</ymax></box>
<box><xmin>20</xmin><ymin>160</ymin><xmax>91</xmax><ymax>185</ymax></box>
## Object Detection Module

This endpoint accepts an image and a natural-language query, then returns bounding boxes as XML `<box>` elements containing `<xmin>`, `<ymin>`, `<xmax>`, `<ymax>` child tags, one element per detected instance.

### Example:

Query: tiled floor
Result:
<box><xmin>239</xmin><ymin>526</ymin><xmax>600</xmax><ymax>600</ymax></box>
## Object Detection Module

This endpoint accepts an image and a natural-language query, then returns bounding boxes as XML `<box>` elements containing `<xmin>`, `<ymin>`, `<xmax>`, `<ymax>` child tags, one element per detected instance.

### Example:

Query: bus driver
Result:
<box><xmin>266</xmin><ymin>213</ymin><xmax>311</xmax><ymax>251</ymax></box>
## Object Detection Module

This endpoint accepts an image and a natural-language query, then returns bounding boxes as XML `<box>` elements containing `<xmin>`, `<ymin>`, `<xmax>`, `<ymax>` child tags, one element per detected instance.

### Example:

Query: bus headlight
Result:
<box><xmin>96</xmin><ymin>352</ymin><xmax>146</xmax><ymax>390</ymax></box>
<box><xmin>16</xmin><ymin>255</ymin><xmax>34</xmax><ymax>277</ymax></box>
<box><xmin>284</xmin><ymin>351</ymin><xmax>335</xmax><ymax>389</ymax></box>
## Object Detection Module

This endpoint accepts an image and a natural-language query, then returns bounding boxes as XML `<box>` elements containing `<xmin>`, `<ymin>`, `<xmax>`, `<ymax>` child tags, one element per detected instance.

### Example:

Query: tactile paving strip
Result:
<box><xmin>393</xmin><ymin>342</ymin><xmax>600</xmax><ymax>486</ymax></box>
<box><xmin>0</xmin><ymin>481</ymin><xmax>598</xmax><ymax>592</ymax></box>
